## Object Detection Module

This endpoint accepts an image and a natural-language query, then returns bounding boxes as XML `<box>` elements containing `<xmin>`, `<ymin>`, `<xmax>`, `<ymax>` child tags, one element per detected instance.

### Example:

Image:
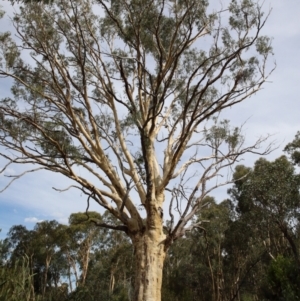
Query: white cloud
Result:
<box><xmin>24</xmin><ymin>217</ymin><xmax>44</xmax><ymax>223</ymax></box>
<box><xmin>56</xmin><ymin>217</ymin><xmax>69</xmax><ymax>225</ymax></box>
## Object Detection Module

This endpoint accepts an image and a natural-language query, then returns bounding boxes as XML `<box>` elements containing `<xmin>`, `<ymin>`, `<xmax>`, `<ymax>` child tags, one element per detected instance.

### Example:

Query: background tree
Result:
<box><xmin>4</xmin><ymin>221</ymin><xmax>65</xmax><ymax>297</ymax></box>
<box><xmin>2</xmin><ymin>213</ymin><xmax>104</xmax><ymax>300</ymax></box>
<box><xmin>0</xmin><ymin>0</ymin><xmax>274</xmax><ymax>299</ymax></box>
<box><xmin>284</xmin><ymin>131</ymin><xmax>300</xmax><ymax>166</ymax></box>
<box><xmin>162</xmin><ymin>197</ymin><xmax>231</xmax><ymax>301</ymax></box>
<box><xmin>33</xmin><ymin>221</ymin><xmax>65</xmax><ymax>296</ymax></box>
<box><xmin>67</xmin><ymin>211</ymin><xmax>103</xmax><ymax>288</ymax></box>
<box><xmin>74</xmin><ymin>214</ymin><xmax>134</xmax><ymax>301</ymax></box>
<box><xmin>229</xmin><ymin>157</ymin><xmax>300</xmax><ymax>267</ymax></box>
<box><xmin>5</xmin><ymin>225</ymin><xmax>36</xmax><ymax>277</ymax></box>
<box><xmin>0</xmin><ymin>231</ymin><xmax>8</xmax><ymax>266</ymax></box>
<box><xmin>227</xmin><ymin>154</ymin><xmax>300</xmax><ymax>300</ymax></box>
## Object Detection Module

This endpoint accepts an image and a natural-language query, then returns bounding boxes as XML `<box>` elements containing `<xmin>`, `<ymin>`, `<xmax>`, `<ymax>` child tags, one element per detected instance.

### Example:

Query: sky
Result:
<box><xmin>0</xmin><ymin>0</ymin><xmax>300</xmax><ymax>239</ymax></box>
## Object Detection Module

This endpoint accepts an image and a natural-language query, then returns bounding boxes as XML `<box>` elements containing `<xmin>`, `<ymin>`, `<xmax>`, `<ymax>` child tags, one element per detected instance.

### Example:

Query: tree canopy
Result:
<box><xmin>0</xmin><ymin>0</ymin><xmax>274</xmax><ymax>300</ymax></box>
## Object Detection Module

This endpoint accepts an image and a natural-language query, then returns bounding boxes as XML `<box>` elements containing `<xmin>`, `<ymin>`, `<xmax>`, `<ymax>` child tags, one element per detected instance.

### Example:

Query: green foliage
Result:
<box><xmin>0</xmin><ymin>31</ymin><xmax>20</xmax><ymax>69</ymax></box>
<box><xmin>39</xmin><ymin>123</ymin><xmax>78</xmax><ymax>158</ymax></box>
<box><xmin>205</xmin><ymin>118</ymin><xmax>243</xmax><ymax>153</ymax></box>
<box><xmin>0</xmin><ymin>231</ymin><xmax>8</xmax><ymax>266</ymax></box>
<box><xmin>266</xmin><ymin>256</ymin><xmax>300</xmax><ymax>300</ymax></box>
<box><xmin>284</xmin><ymin>131</ymin><xmax>300</xmax><ymax>166</ymax></box>
<box><xmin>230</xmin><ymin>156</ymin><xmax>300</xmax><ymax>219</ymax></box>
<box><xmin>0</xmin><ymin>256</ymin><xmax>35</xmax><ymax>301</ymax></box>
<box><xmin>227</xmin><ymin>150</ymin><xmax>300</xmax><ymax>300</ymax></box>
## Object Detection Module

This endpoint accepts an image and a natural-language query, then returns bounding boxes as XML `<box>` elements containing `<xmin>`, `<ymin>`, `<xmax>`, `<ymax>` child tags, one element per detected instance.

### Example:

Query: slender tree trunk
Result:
<box><xmin>80</xmin><ymin>242</ymin><xmax>90</xmax><ymax>286</ymax></box>
<box><xmin>207</xmin><ymin>246</ymin><xmax>215</xmax><ymax>301</ymax></box>
<box><xmin>42</xmin><ymin>257</ymin><xmax>51</xmax><ymax>297</ymax></box>
<box><xmin>70</xmin><ymin>258</ymin><xmax>79</xmax><ymax>288</ymax></box>
<box><xmin>68</xmin><ymin>264</ymin><xmax>73</xmax><ymax>292</ymax></box>
<box><xmin>29</xmin><ymin>254</ymin><xmax>35</xmax><ymax>300</ymax></box>
<box><xmin>277</xmin><ymin>221</ymin><xmax>300</xmax><ymax>271</ymax></box>
<box><xmin>131</xmin><ymin>231</ymin><xmax>166</xmax><ymax>301</ymax></box>
<box><xmin>66</xmin><ymin>252</ymin><xmax>78</xmax><ymax>289</ymax></box>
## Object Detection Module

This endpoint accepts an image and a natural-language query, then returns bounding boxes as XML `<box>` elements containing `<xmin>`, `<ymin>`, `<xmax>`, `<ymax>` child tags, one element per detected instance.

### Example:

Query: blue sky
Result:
<box><xmin>1</xmin><ymin>0</ymin><xmax>300</xmax><ymax>239</ymax></box>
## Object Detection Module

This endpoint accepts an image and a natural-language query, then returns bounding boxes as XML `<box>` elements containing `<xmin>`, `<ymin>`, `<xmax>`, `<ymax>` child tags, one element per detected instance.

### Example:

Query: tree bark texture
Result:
<box><xmin>132</xmin><ymin>231</ymin><xmax>166</xmax><ymax>301</ymax></box>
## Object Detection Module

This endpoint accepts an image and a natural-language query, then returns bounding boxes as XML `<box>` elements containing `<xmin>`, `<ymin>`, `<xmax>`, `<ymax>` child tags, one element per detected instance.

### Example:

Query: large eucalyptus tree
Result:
<box><xmin>0</xmin><ymin>0</ymin><xmax>274</xmax><ymax>299</ymax></box>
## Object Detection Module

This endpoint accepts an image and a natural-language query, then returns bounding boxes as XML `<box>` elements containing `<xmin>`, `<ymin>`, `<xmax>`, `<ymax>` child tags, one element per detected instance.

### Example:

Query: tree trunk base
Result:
<box><xmin>131</xmin><ymin>231</ymin><xmax>166</xmax><ymax>301</ymax></box>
